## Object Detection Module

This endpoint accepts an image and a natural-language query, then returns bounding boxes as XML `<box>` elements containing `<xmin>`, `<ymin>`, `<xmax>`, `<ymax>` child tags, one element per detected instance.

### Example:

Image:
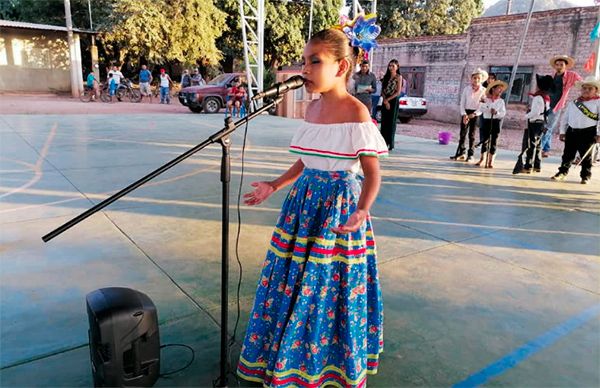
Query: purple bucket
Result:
<box><xmin>438</xmin><ymin>131</ymin><xmax>452</xmax><ymax>145</ymax></box>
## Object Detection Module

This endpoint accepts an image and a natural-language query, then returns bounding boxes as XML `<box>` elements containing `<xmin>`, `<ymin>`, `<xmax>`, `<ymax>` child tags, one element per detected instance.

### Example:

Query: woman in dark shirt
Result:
<box><xmin>380</xmin><ymin>59</ymin><xmax>403</xmax><ymax>150</ymax></box>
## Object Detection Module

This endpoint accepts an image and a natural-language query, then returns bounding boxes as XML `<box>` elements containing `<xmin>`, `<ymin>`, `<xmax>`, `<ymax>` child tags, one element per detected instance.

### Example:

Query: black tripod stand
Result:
<box><xmin>42</xmin><ymin>96</ymin><xmax>283</xmax><ymax>387</ymax></box>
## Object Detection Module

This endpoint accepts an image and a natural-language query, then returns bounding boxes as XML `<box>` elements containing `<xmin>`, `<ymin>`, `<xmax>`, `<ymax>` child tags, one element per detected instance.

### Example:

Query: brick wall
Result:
<box><xmin>375</xmin><ymin>6</ymin><xmax>598</xmax><ymax>127</ymax></box>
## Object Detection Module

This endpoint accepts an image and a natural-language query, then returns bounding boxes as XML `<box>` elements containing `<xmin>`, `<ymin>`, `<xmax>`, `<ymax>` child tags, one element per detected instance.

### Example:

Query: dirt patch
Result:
<box><xmin>1</xmin><ymin>93</ymin><xmax>565</xmax><ymax>154</ymax></box>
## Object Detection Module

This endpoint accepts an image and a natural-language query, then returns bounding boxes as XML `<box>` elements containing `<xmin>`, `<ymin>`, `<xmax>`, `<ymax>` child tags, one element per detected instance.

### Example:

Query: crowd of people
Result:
<box><xmin>83</xmin><ymin>64</ymin><xmax>205</xmax><ymax>104</ymax></box>
<box><xmin>346</xmin><ymin>54</ymin><xmax>598</xmax><ymax>183</ymax></box>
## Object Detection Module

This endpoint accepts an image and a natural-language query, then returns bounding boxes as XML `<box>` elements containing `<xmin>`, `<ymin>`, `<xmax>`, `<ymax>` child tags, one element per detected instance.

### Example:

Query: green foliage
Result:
<box><xmin>0</xmin><ymin>0</ymin><xmax>114</xmax><ymax>29</ymax></box>
<box><xmin>102</xmin><ymin>0</ymin><xmax>226</xmax><ymax>65</ymax></box>
<box><xmin>378</xmin><ymin>0</ymin><xmax>484</xmax><ymax>38</ymax></box>
<box><xmin>216</xmin><ymin>0</ymin><xmax>343</xmax><ymax>69</ymax></box>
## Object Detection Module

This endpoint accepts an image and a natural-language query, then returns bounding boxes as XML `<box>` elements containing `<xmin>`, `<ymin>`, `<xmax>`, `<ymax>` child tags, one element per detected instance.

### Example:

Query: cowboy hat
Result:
<box><xmin>575</xmin><ymin>76</ymin><xmax>600</xmax><ymax>90</ymax></box>
<box><xmin>535</xmin><ymin>74</ymin><xmax>555</xmax><ymax>93</ymax></box>
<box><xmin>471</xmin><ymin>68</ymin><xmax>489</xmax><ymax>82</ymax></box>
<box><xmin>485</xmin><ymin>80</ymin><xmax>508</xmax><ymax>95</ymax></box>
<box><xmin>549</xmin><ymin>55</ymin><xmax>575</xmax><ymax>69</ymax></box>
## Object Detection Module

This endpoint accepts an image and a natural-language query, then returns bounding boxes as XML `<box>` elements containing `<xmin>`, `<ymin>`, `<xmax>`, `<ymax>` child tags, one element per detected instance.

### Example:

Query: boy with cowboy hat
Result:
<box><xmin>540</xmin><ymin>55</ymin><xmax>582</xmax><ymax>157</ymax></box>
<box><xmin>476</xmin><ymin>79</ymin><xmax>508</xmax><ymax>168</ymax></box>
<box><xmin>551</xmin><ymin>76</ymin><xmax>600</xmax><ymax>184</ymax></box>
<box><xmin>514</xmin><ymin>74</ymin><xmax>555</xmax><ymax>174</ymax></box>
<box><xmin>451</xmin><ymin>68</ymin><xmax>488</xmax><ymax>162</ymax></box>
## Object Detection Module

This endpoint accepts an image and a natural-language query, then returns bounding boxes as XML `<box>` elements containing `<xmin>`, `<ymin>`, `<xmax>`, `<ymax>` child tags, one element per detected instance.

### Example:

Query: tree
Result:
<box><xmin>101</xmin><ymin>0</ymin><xmax>227</xmax><ymax>65</ymax></box>
<box><xmin>377</xmin><ymin>0</ymin><xmax>484</xmax><ymax>38</ymax></box>
<box><xmin>0</xmin><ymin>0</ymin><xmax>114</xmax><ymax>29</ymax></box>
<box><xmin>216</xmin><ymin>0</ymin><xmax>343</xmax><ymax>71</ymax></box>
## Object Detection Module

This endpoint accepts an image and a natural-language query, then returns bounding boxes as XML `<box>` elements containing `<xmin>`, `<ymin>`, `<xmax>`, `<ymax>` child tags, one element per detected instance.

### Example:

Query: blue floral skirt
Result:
<box><xmin>237</xmin><ymin>168</ymin><xmax>384</xmax><ymax>388</ymax></box>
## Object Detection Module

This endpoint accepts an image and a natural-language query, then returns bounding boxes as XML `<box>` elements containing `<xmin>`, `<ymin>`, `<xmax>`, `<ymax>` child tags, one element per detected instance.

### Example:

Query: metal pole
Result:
<box><xmin>64</xmin><ymin>0</ymin><xmax>80</xmax><ymax>97</ymax></box>
<box><xmin>87</xmin><ymin>0</ymin><xmax>99</xmax><ymax>81</ymax></box>
<box><xmin>506</xmin><ymin>0</ymin><xmax>512</xmax><ymax>15</ymax></box>
<box><xmin>506</xmin><ymin>0</ymin><xmax>535</xmax><ymax>104</ymax></box>
<box><xmin>594</xmin><ymin>4</ymin><xmax>600</xmax><ymax>78</ymax></box>
<box><xmin>307</xmin><ymin>0</ymin><xmax>314</xmax><ymax>43</ymax></box>
<box><xmin>370</xmin><ymin>0</ymin><xmax>377</xmax><ymax>65</ymax></box>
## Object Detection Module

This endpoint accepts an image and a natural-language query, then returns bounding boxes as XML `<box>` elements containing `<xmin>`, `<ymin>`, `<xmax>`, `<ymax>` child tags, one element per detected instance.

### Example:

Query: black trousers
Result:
<box><xmin>558</xmin><ymin>126</ymin><xmax>597</xmax><ymax>179</ymax></box>
<box><xmin>380</xmin><ymin>97</ymin><xmax>399</xmax><ymax>150</ymax></box>
<box><xmin>480</xmin><ymin>119</ymin><xmax>501</xmax><ymax>154</ymax></box>
<box><xmin>524</xmin><ymin>121</ymin><xmax>544</xmax><ymax>169</ymax></box>
<box><xmin>455</xmin><ymin>109</ymin><xmax>478</xmax><ymax>157</ymax></box>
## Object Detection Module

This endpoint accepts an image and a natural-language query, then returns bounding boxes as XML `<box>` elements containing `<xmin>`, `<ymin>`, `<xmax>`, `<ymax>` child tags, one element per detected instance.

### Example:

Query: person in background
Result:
<box><xmin>514</xmin><ymin>74</ymin><xmax>555</xmax><ymax>175</ymax></box>
<box><xmin>450</xmin><ymin>68</ymin><xmax>487</xmax><ymax>162</ymax></box>
<box><xmin>159</xmin><ymin>68</ymin><xmax>173</xmax><ymax>104</ymax></box>
<box><xmin>191</xmin><ymin>68</ymin><xmax>204</xmax><ymax>86</ymax></box>
<box><xmin>482</xmin><ymin>72</ymin><xmax>497</xmax><ymax>88</ymax></box>
<box><xmin>109</xmin><ymin>65</ymin><xmax>123</xmax><ymax>97</ymax></box>
<box><xmin>352</xmin><ymin>60</ymin><xmax>377</xmax><ymax>113</ymax></box>
<box><xmin>476</xmin><ymin>80</ymin><xmax>507</xmax><ymax>168</ymax></box>
<box><xmin>139</xmin><ymin>64</ymin><xmax>153</xmax><ymax>103</ymax></box>
<box><xmin>551</xmin><ymin>76</ymin><xmax>600</xmax><ymax>184</ymax></box>
<box><xmin>180</xmin><ymin>69</ymin><xmax>192</xmax><ymax>88</ymax></box>
<box><xmin>371</xmin><ymin>70</ymin><xmax>384</xmax><ymax>119</ymax></box>
<box><xmin>86</xmin><ymin>68</ymin><xmax>99</xmax><ymax>100</ymax></box>
<box><xmin>540</xmin><ymin>55</ymin><xmax>583</xmax><ymax>157</ymax></box>
<box><xmin>380</xmin><ymin>59</ymin><xmax>403</xmax><ymax>150</ymax></box>
<box><xmin>226</xmin><ymin>78</ymin><xmax>242</xmax><ymax>116</ymax></box>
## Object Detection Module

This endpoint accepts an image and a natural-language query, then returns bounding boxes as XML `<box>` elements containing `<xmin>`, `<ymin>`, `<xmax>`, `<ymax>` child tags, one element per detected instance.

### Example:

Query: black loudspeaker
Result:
<box><xmin>86</xmin><ymin>287</ymin><xmax>160</xmax><ymax>387</ymax></box>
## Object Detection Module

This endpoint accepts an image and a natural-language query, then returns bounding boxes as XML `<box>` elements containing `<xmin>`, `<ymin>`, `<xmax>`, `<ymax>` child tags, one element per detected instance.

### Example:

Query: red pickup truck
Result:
<box><xmin>178</xmin><ymin>73</ymin><xmax>244</xmax><ymax>113</ymax></box>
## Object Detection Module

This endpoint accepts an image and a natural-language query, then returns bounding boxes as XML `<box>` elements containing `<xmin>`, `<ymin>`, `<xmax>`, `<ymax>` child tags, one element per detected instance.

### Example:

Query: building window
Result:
<box><xmin>489</xmin><ymin>66</ymin><xmax>533</xmax><ymax>103</ymax></box>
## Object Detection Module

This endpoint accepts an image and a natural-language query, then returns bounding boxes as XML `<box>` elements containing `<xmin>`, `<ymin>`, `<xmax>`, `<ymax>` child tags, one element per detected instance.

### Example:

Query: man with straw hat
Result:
<box><xmin>450</xmin><ymin>67</ymin><xmax>488</xmax><ymax>162</ymax></box>
<box><xmin>551</xmin><ymin>76</ymin><xmax>600</xmax><ymax>184</ymax></box>
<box><xmin>476</xmin><ymin>79</ymin><xmax>508</xmax><ymax>168</ymax></box>
<box><xmin>540</xmin><ymin>55</ymin><xmax>582</xmax><ymax>157</ymax></box>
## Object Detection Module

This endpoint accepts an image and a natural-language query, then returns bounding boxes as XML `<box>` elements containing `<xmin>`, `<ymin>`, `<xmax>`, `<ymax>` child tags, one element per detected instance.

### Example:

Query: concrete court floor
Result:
<box><xmin>0</xmin><ymin>112</ymin><xmax>599</xmax><ymax>387</ymax></box>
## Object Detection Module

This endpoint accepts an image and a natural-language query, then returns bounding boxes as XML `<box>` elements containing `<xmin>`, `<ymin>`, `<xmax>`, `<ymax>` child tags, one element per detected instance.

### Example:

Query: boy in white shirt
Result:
<box><xmin>551</xmin><ymin>76</ymin><xmax>600</xmax><ymax>184</ymax></box>
<box><xmin>514</xmin><ymin>74</ymin><xmax>554</xmax><ymax>174</ymax></box>
<box><xmin>476</xmin><ymin>80</ymin><xmax>507</xmax><ymax>168</ymax></box>
<box><xmin>450</xmin><ymin>68</ymin><xmax>488</xmax><ymax>162</ymax></box>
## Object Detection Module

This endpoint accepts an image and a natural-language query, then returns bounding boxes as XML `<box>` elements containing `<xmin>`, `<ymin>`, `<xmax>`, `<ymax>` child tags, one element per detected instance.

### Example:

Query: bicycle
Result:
<box><xmin>115</xmin><ymin>79</ymin><xmax>142</xmax><ymax>103</ymax></box>
<box><xmin>79</xmin><ymin>84</ymin><xmax>99</xmax><ymax>102</ymax></box>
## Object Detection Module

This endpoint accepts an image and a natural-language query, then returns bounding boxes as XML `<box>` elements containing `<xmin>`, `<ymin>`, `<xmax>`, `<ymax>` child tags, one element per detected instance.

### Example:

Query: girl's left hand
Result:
<box><xmin>331</xmin><ymin>210</ymin><xmax>368</xmax><ymax>234</ymax></box>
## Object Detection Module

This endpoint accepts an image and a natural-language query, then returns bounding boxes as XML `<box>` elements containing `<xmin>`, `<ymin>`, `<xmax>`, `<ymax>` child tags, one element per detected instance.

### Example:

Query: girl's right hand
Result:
<box><xmin>243</xmin><ymin>181</ymin><xmax>276</xmax><ymax>206</ymax></box>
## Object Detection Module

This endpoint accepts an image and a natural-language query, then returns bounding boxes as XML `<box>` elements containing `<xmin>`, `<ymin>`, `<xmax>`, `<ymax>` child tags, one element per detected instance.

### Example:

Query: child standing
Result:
<box><xmin>451</xmin><ymin>68</ymin><xmax>488</xmax><ymax>162</ymax></box>
<box><xmin>159</xmin><ymin>69</ymin><xmax>172</xmax><ymax>104</ymax></box>
<box><xmin>551</xmin><ymin>76</ymin><xmax>600</xmax><ymax>184</ymax></box>
<box><xmin>237</xmin><ymin>28</ymin><xmax>387</xmax><ymax>387</ymax></box>
<box><xmin>514</xmin><ymin>75</ymin><xmax>554</xmax><ymax>174</ymax></box>
<box><xmin>476</xmin><ymin>80</ymin><xmax>507</xmax><ymax>168</ymax></box>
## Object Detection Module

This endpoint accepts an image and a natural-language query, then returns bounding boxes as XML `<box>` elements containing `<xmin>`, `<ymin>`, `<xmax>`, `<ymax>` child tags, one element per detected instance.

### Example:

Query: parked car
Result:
<box><xmin>178</xmin><ymin>73</ymin><xmax>244</xmax><ymax>113</ymax></box>
<box><xmin>375</xmin><ymin>95</ymin><xmax>427</xmax><ymax>123</ymax></box>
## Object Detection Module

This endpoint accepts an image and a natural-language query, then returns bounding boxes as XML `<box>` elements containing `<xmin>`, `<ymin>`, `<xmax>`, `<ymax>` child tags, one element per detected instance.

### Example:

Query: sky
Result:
<box><xmin>483</xmin><ymin>0</ymin><xmax>597</xmax><ymax>8</ymax></box>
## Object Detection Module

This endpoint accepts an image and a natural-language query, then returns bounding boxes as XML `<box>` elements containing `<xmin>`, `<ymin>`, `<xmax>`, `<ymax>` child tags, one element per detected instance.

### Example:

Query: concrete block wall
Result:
<box><xmin>375</xmin><ymin>6</ymin><xmax>598</xmax><ymax>127</ymax></box>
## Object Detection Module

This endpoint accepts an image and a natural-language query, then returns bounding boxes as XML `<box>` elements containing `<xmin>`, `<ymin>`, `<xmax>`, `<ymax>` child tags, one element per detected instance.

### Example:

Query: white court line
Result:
<box><xmin>0</xmin><ymin>123</ymin><xmax>57</xmax><ymax>200</ymax></box>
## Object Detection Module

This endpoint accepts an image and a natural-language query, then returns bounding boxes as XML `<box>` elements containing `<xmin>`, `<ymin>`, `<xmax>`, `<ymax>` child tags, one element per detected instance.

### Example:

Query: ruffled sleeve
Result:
<box><xmin>351</xmin><ymin>121</ymin><xmax>389</xmax><ymax>158</ymax></box>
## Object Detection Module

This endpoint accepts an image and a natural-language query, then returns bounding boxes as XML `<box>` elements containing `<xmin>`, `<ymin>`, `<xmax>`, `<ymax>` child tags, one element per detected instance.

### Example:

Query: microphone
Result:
<box><xmin>251</xmin><ymin>75</ymin><xmax>305</xmax><ymax>100</ymax></box>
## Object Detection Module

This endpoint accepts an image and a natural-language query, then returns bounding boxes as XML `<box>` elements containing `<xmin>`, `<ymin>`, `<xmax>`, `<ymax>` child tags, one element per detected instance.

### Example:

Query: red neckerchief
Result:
<box><xmin>489</xmin><ymin>95</ymin><xmax>501</xmax><ymax>102</ymax></box>
<box><xmin>576</xmin><ymin>95</ymin><xmax>600</xmax><ymax>102</ymax></box>
<box><xmin>471</xmin><ymin>85</ymin><xmax>481</xmax><ymax>92</ymax></box>
<box><xmin>528</xmin><ymin>92</ymin><xmax>550</xmax><ymax>103</ymax></box>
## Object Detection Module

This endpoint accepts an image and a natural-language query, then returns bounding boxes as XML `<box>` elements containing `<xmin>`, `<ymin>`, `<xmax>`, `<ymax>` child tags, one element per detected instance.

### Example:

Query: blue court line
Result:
<box><xmin>453</xmin><ymin>303</ymin><xmax>600</xmax><ymax>387</ymax></box>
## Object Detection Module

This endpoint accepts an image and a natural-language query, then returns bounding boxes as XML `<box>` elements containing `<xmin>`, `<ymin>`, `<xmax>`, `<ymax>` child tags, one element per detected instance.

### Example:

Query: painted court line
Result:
<box><xmin>453</xmin><ymin>303</ymin><xmax>600</xmax><ymax>387</ymax></box>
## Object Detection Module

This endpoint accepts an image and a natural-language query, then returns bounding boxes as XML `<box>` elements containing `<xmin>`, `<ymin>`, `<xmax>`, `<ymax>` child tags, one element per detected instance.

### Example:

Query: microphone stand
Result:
<box><xmin>42</xmin><ymin>95</ymin><xmax>284</xmax><ymax>388</ymax></box>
